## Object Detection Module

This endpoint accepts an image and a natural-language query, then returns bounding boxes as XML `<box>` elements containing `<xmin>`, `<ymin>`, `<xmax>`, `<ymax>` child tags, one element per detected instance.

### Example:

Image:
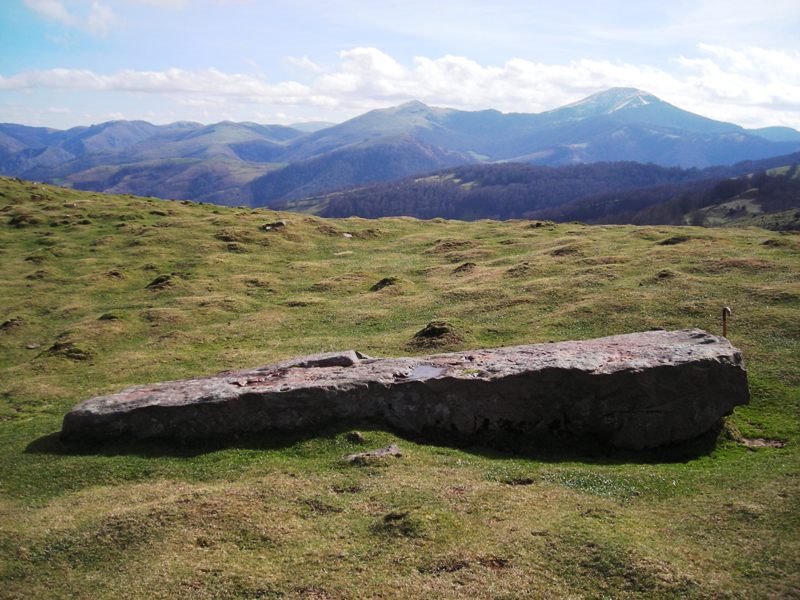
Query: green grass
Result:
<box><xmin>0</xmin><ymin>177</ymin><xmax>799</xmax><ymax>599</ymax></box>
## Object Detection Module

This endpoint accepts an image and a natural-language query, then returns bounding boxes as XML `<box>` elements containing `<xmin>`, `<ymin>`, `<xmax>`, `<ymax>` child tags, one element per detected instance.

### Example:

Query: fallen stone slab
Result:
<box><xmin>61</xmin><ymin>329</ymin><xmax>749</xmax><ymax>450</ymax></box>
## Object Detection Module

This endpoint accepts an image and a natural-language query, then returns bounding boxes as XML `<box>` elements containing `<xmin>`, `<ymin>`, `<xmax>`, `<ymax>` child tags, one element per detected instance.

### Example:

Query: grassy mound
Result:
<box><xmin>0</xmin><ymin>177</ymin><xmax>798</xmax><ymax>599</ymax></box>
<box><xmin>407</xmin><ymin>320</ymin><xmax>468</xmax><ymax>350</ymax></box>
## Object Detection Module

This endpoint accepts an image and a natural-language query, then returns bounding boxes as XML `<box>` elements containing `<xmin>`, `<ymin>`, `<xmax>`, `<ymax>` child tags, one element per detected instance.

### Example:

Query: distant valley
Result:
<box><xmin>288</xmin><ymin>155</ymin><xmax>800</xmax><ymax>230</ymax></box>
<box><xmin>2</xmin><ymin>87</ymin><xmax>799</xmax><ymax>221</ymax></box>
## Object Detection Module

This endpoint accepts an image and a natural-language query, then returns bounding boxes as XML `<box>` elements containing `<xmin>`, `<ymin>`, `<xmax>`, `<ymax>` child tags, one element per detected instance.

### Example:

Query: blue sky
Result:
<box><xmin>2</xmin><ymin>0</ymin><xmax>799</xmax><ymax>129</ymax></box>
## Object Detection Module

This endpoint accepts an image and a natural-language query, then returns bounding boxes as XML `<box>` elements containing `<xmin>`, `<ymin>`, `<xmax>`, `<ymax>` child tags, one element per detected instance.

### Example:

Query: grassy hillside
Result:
<box><xmin>0</xmin><ymin>177</ymin><xmax>798</xmax><ymax>599</ymax></box>
<box><xmin>64</xmin><ymin>158</ymin><xmax>279</xmax><ymax>206</ymax></box>
<box><xmin>700</xmin><ymin>165</ymin><xmax>800</xmax><ymax>230</ymax></box>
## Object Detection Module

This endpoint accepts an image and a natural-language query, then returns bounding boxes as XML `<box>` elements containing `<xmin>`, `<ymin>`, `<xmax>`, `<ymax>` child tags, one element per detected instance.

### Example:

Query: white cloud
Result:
<box><xmin>86</xmin><ymin>1</ymin><xmax>115</xmax><ymax>35</ymax></box>
<box><xmin>286</xmin><ymin>56</ymin><xmax>323</xmax><ymax>74</ymax></box>
<box><xmin>24</xmin><ymin>0</ymin><xmax>77</xmax><ymax>26</ymax></box>
<box><xmin>124</xmin><ymin>0</ymin><xmax>253</xmax><ymax>5</ymax></box>
<box><xmin>0</xmin><ymin>67</ymin><xmax>318</xmax><ymax>109</ymax></box>
<box><xmin>24</xmin><ymin>0</ymin><xmax>115</xmax><ymax>36</ymax></box>
<box><xmin>2</xmin><ymin>45</ymin><xmax>799</xmax><ymax>129</ymax></box>
<box><xmin>127</xmin><ymin>0</ymin><xmax>189</xmax><ymax>7</ymax></box>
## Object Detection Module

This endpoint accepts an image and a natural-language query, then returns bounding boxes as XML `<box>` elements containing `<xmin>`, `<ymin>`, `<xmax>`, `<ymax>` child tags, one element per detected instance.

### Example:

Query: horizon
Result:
<box><xmin>1</xmin><ymin>1</ymin><xmax>799</xmax><ymax>130</ymax></box>
<box><xmin>3</xmin><ymin>87</ymin><xmax>798</xmax><ymax>133</ymax></box>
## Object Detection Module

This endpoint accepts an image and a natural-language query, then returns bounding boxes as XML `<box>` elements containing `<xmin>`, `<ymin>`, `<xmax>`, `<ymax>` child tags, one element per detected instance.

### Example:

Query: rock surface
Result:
<box><xmin>61</xmin><ymin>329</ymin><xmax>749</xmax><ymax>449</ymax></box>
<box><xmin>346</xmin><ymin>444</ymin><xmax>403</xmax><ymax>465</ymax></box>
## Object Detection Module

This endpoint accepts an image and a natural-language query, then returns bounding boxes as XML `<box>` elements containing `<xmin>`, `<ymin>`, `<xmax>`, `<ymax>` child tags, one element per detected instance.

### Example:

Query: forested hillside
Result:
<box><xmin>287</xmin><ymin>154</ymin><xmax>800</xmax><ymax>228</ymax></box>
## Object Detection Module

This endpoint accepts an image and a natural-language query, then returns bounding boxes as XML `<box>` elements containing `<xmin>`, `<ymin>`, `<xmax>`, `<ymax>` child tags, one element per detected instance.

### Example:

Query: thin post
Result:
<box><xmin>722</xmin><ymin>306</ymin><xmax>732</xmax><ymax>338</ymax></box>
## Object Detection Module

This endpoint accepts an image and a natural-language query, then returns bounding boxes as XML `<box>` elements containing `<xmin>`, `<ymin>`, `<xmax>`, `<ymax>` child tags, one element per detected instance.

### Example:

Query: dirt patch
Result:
<box><xmin>301</xmin><ymin>498</ymin><xmax>343</xmax><ymax>514</ymax></box>
<box><xmin>308</xmin><ymin>281</ymin><xmax>334</xmax><ymax>292</ymax></box>
<box><xmin>741</xmin><ymin>437</ymin><xmax>786</xmax><ymax>449</ymax></box>
<box><xmin>225</xmin><ymin>242</ymin><xmax>248</xmax><ymax>253</ymax></box>
<box><xmin>215</xmin><ymin>228</ymin><xmax>255</xmax><ymax>243</ymax></box>
<box><xmin>526</xmin><ymin>220</ymin><xmax>555</xmax><ymax>229</ymax></box>
<box><xmin>452</xmin><ymin>262</ymin><xmax>477</xmax><ymax>275</ymax></box>
<box><xmin>345</xmin><ymin>431</ymin><xmax>365</xmax><ymax>443</ymax></box>
<box><xmin>549</xmin><ymin>244</ymin><xmax>583</xmax><ymax>257</ymax></box>
<box><xmin>427</xmin><ymin>239</ymin><xmax>476</xmax><ymax>254</ymax></box>
<box><xmin>647</xmin><ymin>269</ymin><xmax>678</xmax><ymax>284</ymax></box>
<box><xmin>761</xmin><ymin>238</ymin><xmax>790</xmax><ymax>247</ymax></box>
<box><xmin>371</xmin><ymin>510</ymin><xmax>426</xmax><ymax>538</ymax></box>
<box><xmin>26</xmin><ymin>269</ymin><xmax>50</xmax><ymax>280</ymax></box>
<box><xmin>243</xmin><ymin>277</ymin><xmax>274</xmax><ymax>290</ymax></box>
<box><xmin>42</xmin><ymin>341</ymin><xmax>93</xmax><ymax>361</ymax></box>
<box><xmin>505</xmin><ymin>261</ymin><xmax>533</xmax><ymax>278</ymax></box>
<box><xmin>501</xmin><ymin>477</ymin><xmax>535</xmax><ymax>486</ymax></box>
<box><xmin>330</xmin><ymin>483</ymin><xmax>362</xmax><ymax>494</ymax></box>
<box><xmin>370</xmin><ymin>277</ymin><xmax>400</xmax><ymax>291</ymax></box>
<box><xmin>1</xmin><ymin>317</ymin><xmax>23</xmax><ymax>331</ymax></box>
<box><xmin>418</xmin><ymin>558</ymin><xmax>470</xmax><ymax>575</ymax></box>
<box><xmin>317</xmin><ymin>223</ymin><xmax>339</xmax><ymax>236</ymax></box>
<box><xmin>284</xmin><ymin>299</ymin><xmax>323</xmax><ymax>308</ymax></box>
<box><xmin>146</xmin><ymin>274</ymin><xmax>174</xmax><ymax>290</ymax></box>
<box><xmin>141</xmin><ymin>308</ymin><xmax>186</xmax><ymax>324</ymax></box>
<box><xmin>478</xmin><ymin>556</ymin><xmax>511</xmax><ymax>570</ymax></box>
<box><xmin>351</xmin><ymin>228</ymin><xmax>383</xmax><ymax>239</ymax></box>
<box><xmin>408</xmin><ymin>320</ymin><xmax>467</xmax><ymax>350</ymax></box>
<box><xmin>658</xmin><ymin>235</ymin><xmax>692</xmax><ymax>246</ymax></box>
<box><xmin>8</xmin><ymin>212</ymin><xmax>40</xmax><ymax>227</ymax></box>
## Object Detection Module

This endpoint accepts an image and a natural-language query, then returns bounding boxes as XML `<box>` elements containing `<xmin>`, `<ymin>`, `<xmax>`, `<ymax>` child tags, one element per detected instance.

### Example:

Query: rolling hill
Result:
<box><xmin>2</xmin><ymin>88</ymin><xmax>799</xmax><ymax>207</ymax></box>
<box><xmin>283</xmin><ymin>152</ymin><xmax>800</xmax><ymax>227</ymax></box>
<box><xmin>0</xmin><ymin>176</ymin><xmax>798</xmax><ymax>598</ymax></box>
<box><xmin>0</xmin><ymin>120</ymin><xmax>303</xmax><ymax>204</ymax></box>
<box><xmin>532</xmin><ymin>163</ymin><xmax>800</xmax><ymax>228</ymax></box>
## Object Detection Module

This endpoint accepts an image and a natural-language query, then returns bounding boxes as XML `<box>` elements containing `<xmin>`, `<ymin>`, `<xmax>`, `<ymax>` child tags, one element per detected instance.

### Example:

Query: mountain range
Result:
<box><xmin>2</xmin><ymin>87</ymin><xmax>799</xmax><ymax>207</ymax></box>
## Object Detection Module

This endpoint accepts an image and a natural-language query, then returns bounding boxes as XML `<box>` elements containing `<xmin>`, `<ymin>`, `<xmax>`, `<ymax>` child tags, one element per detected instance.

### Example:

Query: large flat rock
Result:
<box><xmin>61</xmin><ymin>329</ymin><xmax>749</xmax><ymax>449</ymax></box>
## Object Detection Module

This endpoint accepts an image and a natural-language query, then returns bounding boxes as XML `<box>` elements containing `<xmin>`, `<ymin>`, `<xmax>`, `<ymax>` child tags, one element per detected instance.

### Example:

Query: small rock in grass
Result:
<box><xmin>345</xmin><ymin>431</ymin><xmax>366</xmax><ymax>444</ymax></box>
<box><xmin>346</xmin><ymin>444</ymin><xmax>402</xmax><ymax>465</ymax></box>
<box><xmin>261</xmin><ymin>220</ymin><xmax>287</xmax><ymax>231</ymax></box>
